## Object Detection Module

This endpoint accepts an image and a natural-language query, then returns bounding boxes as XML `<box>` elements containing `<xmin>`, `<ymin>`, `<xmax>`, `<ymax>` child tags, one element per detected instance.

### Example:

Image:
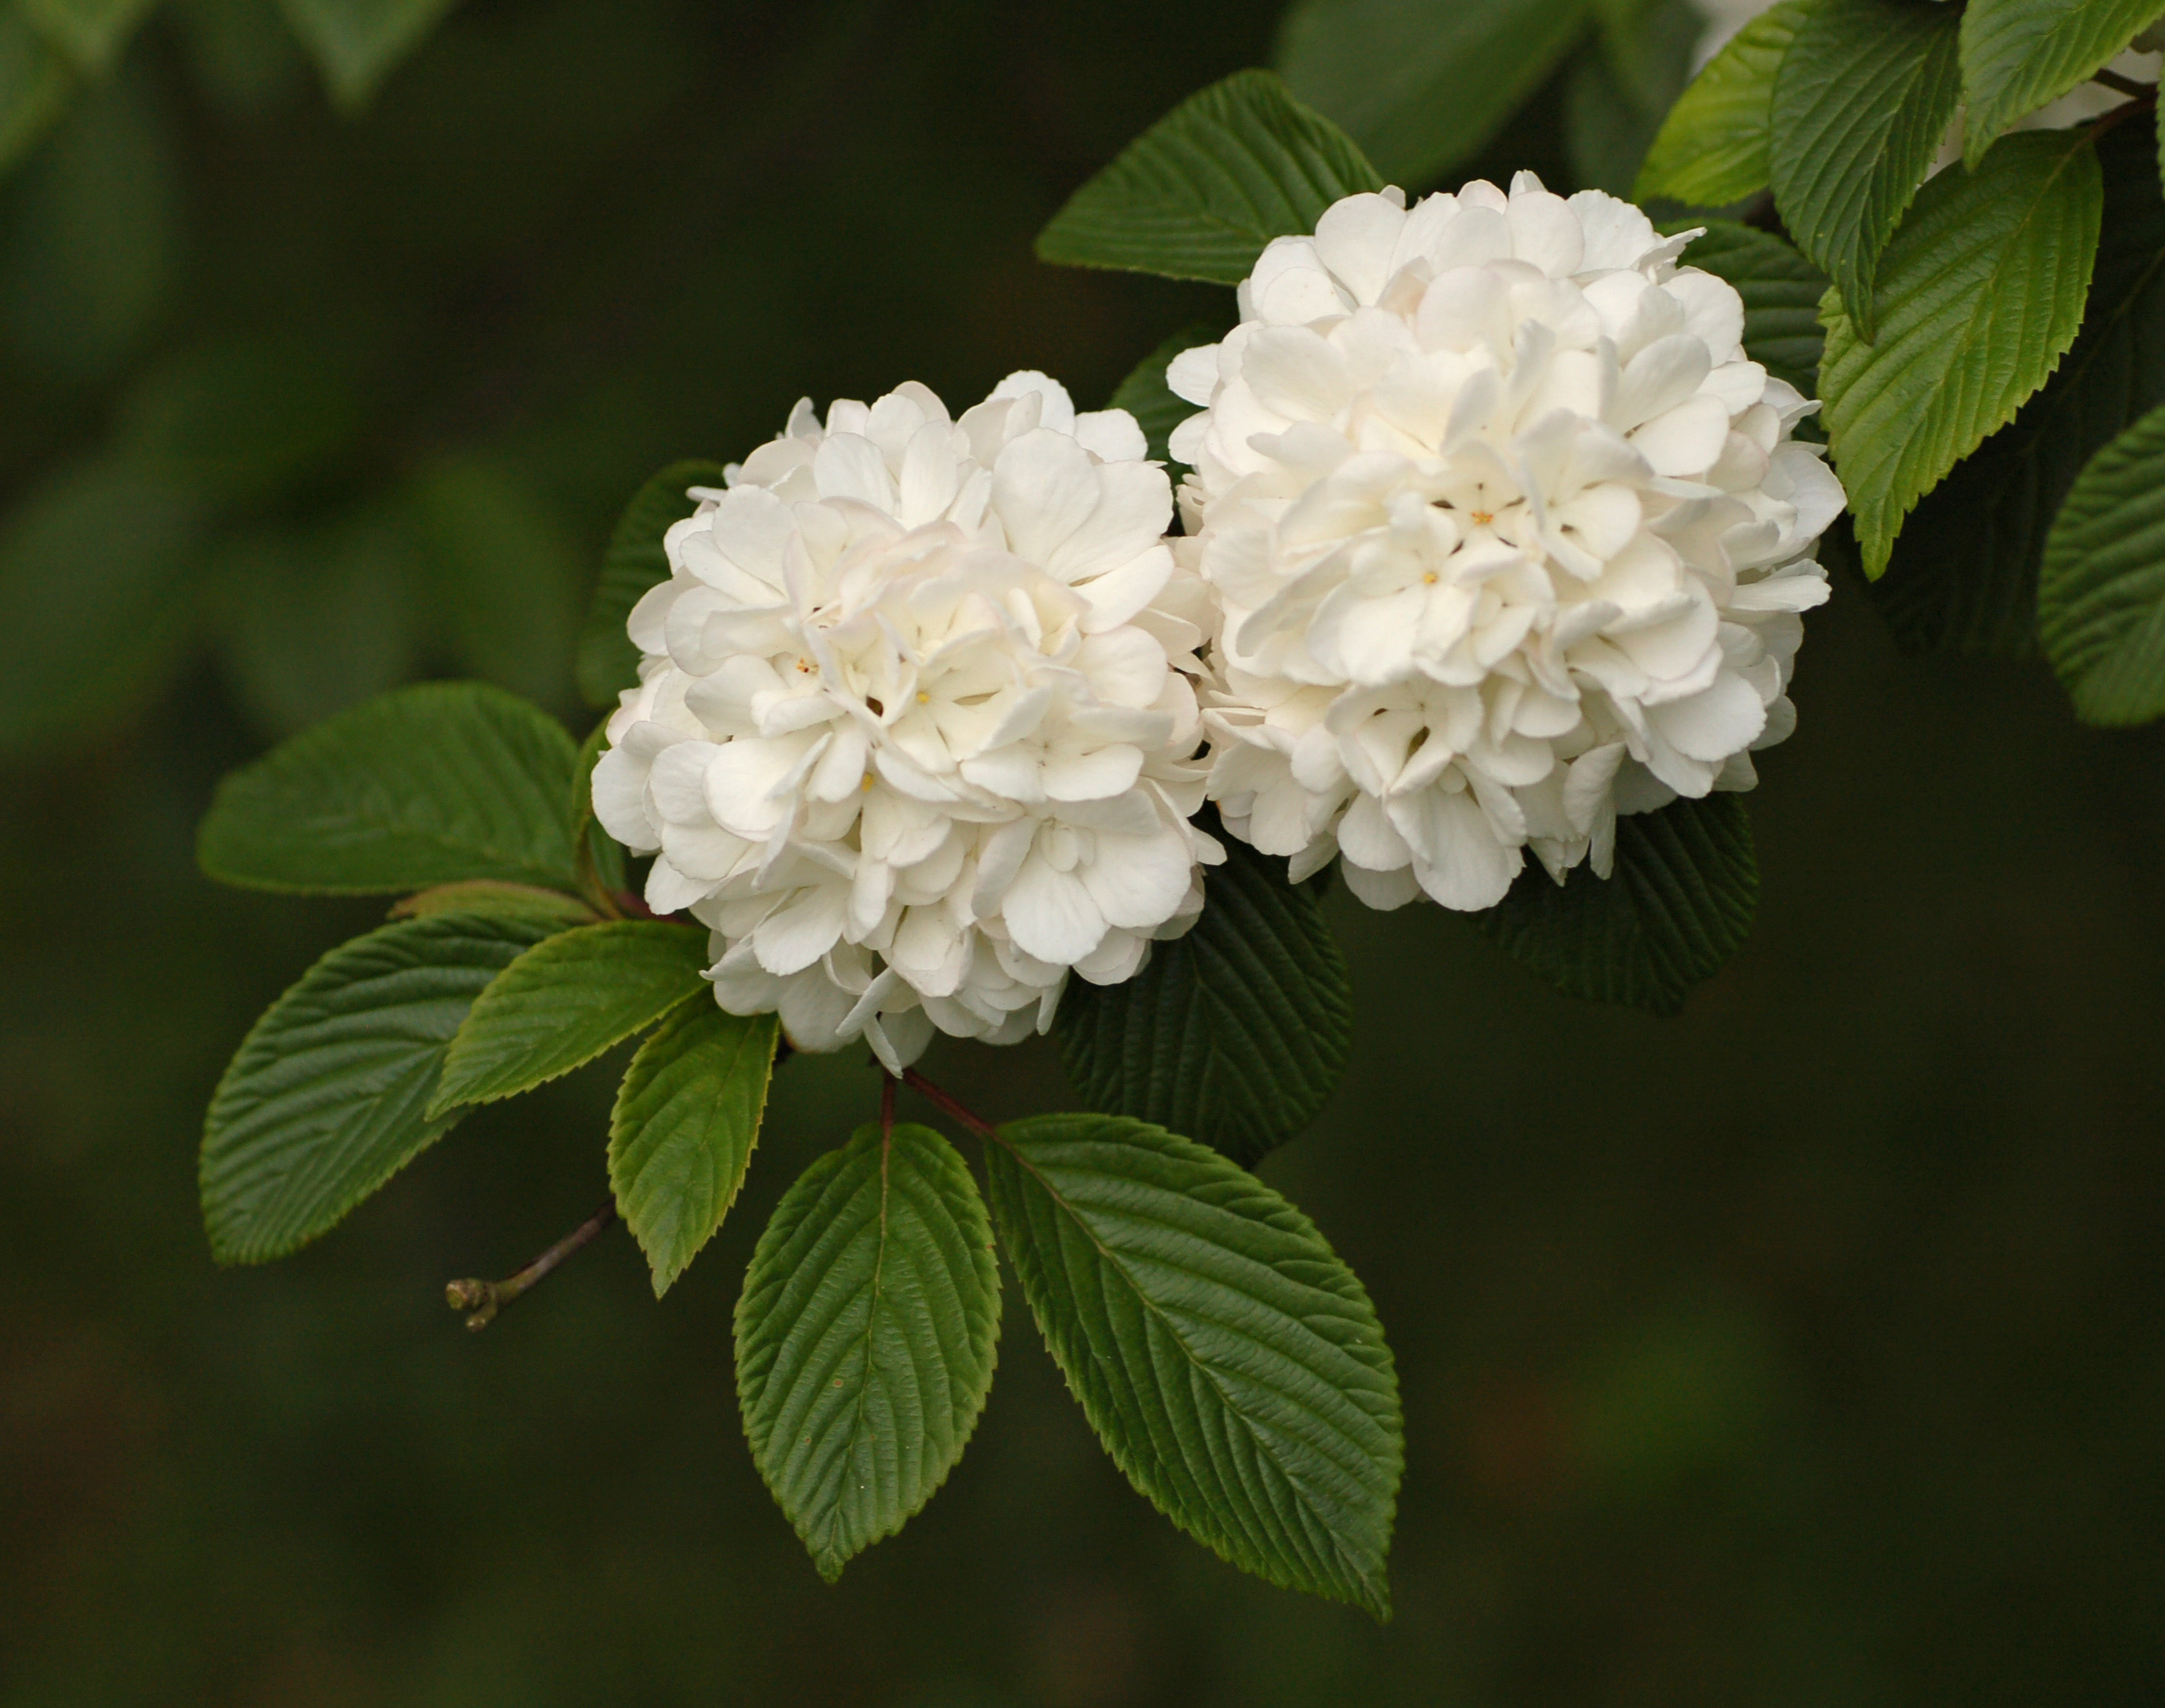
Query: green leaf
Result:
<box><xmin>1107</xmin><ymin>321</ymin><xmax>1233</xmax><ymax>465</ymax></box>
<box><xmin>2038</xmin><ymin>401</ymin><xmax>2165</xmax><ymax>724</ymax></box>
<box><xmin>1478</xmin><ymin>793</ymin><xmax>1757</xmax><ymax>1016</ymax></box>
<box><xmin>1034</xmin><ymin>69</ymin><xmax>1383</xmax><ymax>286</ymax></box>
<box><xmin>197</xmin><ymin>681</ymin><xmax>582</xmax><ymax>895</ymax></box>
<box><xmin>1673</xmin><ymin>221</ymin><xmax>1829</xmax><ymax>395</ymax></box>
<box><xmin>611</xmin><ymin>1003</ymin><xmax>778</xmax><ymax>1295</ymax></box>
<box><xmin>1275</xmin><ymin>0</ymin><xmax>1591</xmax><ymax>190</ymax></box>
<box><xmin>985</xmin><ymin>1114</ymin><xmax>1400</xmax><ymax>1615</ymax></box>
<box><xmin>1960</xmin><ymin>0</ymin><xmax>2162</xmax><ymax>169</ymax></box>
<box><xmin>1769</xmin><ymin>0</ymin><xmax>1963</xmax><ymax>343</ymax></box>
<box><xmin>0</xmin><ymin>11</ymin><xmax>73</xmax><ymax>175</ymax></box>
<box><xmin>1634</xmin><ymin>0</ymin><xmax>1817</xmax><ymax>207</ymax></box>
<box><xmin>1055</xmin><ymin>825</ymin><xmax>1352</xmax><ymax>1169</ymax></box>
<box><xmin>431</xmin><ymin>920</ymin><xmax>710</xmax><ymax>1114</ymax></box>
<box><xmin>1819</xmin><ymin>127</ymin><xmax>2103</xmax><ymax>579</ymax></box>
<box><xmin>276</xmin><ymin>0</ymin><xmax>460</xmax><ymax>109</ymax></box>
<box><xmin>388</xmin><ymin>880</ymin><xmax>597</xmax><ymax>927</ymax></box>
<box><xmin>737</xmin><ymin>1121</ymin><xmax>1000</xmax><ymax>1577</ymax></box>
<box><xmin>1565</xmin><ymin>0</ymin><xmax>1701</xmax><ymax>198</ymax></box>
<box><xmin>17</xmin><ymin>0</ymin><xmax>157</xmax><ymax>72</ymax></box>
<box><xmin>574</xmin><ymin>458</ymin><xmax>729</xmax><ymax>709</ymax></box>
<box><xmin>1871</xmin><ymin>121</ymin><xmax>2165</xmax><ymax>654</ymax></box>
<box><xmin>0</xmin><ymin>455</ymin><xmax>204</xmax><ymax>758</ymax></box>
<box><xmin>200</xmin><ymin>909</ymin><xmax>564</xmax><ymax>1264</ymax></box>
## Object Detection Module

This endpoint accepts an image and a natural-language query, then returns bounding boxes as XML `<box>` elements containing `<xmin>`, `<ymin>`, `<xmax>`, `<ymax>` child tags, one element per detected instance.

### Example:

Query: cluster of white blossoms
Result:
<box><xmin>593</xmin><ymin>372</ymin><xmax>1218</xmax><ymax>1072</ymax></box>
<box><xmin>1166</xmin><ymin>174</ymin><xmax>1844</xmax><ymax>911</ymax></box>
<box><xmin>596</xmin><ymin>175</ymin><xmax>1841</xmax><ymax>1061</ymax></box>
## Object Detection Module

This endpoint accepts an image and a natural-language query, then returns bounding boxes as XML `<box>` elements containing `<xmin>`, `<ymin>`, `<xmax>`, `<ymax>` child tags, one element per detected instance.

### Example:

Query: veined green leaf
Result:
<box><xmin>1055</xmin><ymin>825</ymin><xmax>1352</xmax><ymax>1169</ymax></box>
<box><xmin>1275</xmin><ymin>0</ymin><xmax>1591</xmax><ymax>190</ymax></box>
<box><xmin>612</xmin><ymin>1003</ymin><xmax>778</xmax><ymax>1294</ymax></box>
<box><xmin>0</xmin><ymin>11</ymin><xmax>74</xmax><ymax>174</ymax></box>
<box><xmin>277</xmin><ymin>0</ymin><xmax>460</xmax><ymax>109</ymax></box>
<box><xmin>17</xmin><ymin>0</ymin><xmax>157</xmax><ymax>72</ymax></box>
<box><xmin>1107</xmin><ymin>321</ymin><xmax>1232</xmax><ymax>465</ymax></box>
<box><xmin>1960</xmin><ymin>0</ymin><xmax>2161</xmax><ymax>169</ymax></box>
<box><xmin>575</xmin><ymin>458</ymin><xmax>729</xmax><ymax>709</ymax></box>
<box><xmin>1770</xmin><ymin>0</ymin><xmax>1963</xmax><ymax>343</ymax></box>
<box><xmin>1674</xmin><ymin>221</ymin><xmax>1829</xmax><ymax>395</ymax></box>
<box><xmin>1479</xmin><ymin>793</ymin><xmax>1757</xmax><ymax>1016</ymax></box>
<box><xmin>200</xmin><ymin>909</ymin><xmax>564</xmax><ymax>1264</ymax></box>
<box><xmin>985</xmin><ymin>1114</ymin><xmax>1400</xmax><ymax>1616</ymax></box>
<box><xmin>1035</xmin><ymin>69</ymin><xmax>1383</xmax><ymax>285</ymax></box>
<box><xmin>1635</xmin><ymin>0</ymin><xmax>1818</xmax><ymax>207</ymax></box>
<box><xmin>1872</xmin><ymin>122</ymin><xmax>2165</xmax><ymax>654</ymax></box>
<box><xmin>431</xmin><ymin>920</ymin><xmax>711</xmax><ymax>1114</ymax></box>
<box><xmin>737</xmin><ymin>1121</ymin><xmax>999</xmax><ymax>1577</ymax></box>
<box><xmin>2038</xmin><ymin>401</ymin><xmax>2165</xmax><ymax>724</ymax></box>
<box><xmin>1819</xmin><ymin>128</ymin><xmax>2103</xmax><ymax>578</ymax></box>
<box><xmin>197</xmin><ymin>682</ymin><xmax>582</xmax><ymax>894</ymax></box>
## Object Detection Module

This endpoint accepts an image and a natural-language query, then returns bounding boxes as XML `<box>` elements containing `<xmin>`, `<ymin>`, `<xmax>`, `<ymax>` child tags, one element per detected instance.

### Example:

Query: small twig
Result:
<box><xmin>445</xmin><ymin>1201</ymin><xmax>617</xmax><ymax>1332</ymax></box>
<box><xmin>2093</xmin><ymin>68</ymin><xmax>2154</xmax><ymax>101</ymax></box>
<box><xmin>899</xmin><ymin>1068</ymin><xmax>998</xmax><ymax>1141</ymax></box>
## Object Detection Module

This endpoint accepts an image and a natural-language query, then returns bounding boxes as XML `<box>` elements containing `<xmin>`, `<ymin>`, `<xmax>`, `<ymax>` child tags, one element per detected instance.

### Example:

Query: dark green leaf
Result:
<box><xmin>0</xmin><ymin>456</ymin><xmax>204</xmax><ymax>758</ymax></box>
<box><xmin>1770</xmin><ymin>0</ymin><xmax>1963</xmax><ymax>343</ymax></box>
<box><xmin>612</xmin><ymin>1003</ymin><xmax>778</xmax><ymax>1295</ymax></box>
<box><xmin>277</xmin><ymin>0</ymin><xmax>459</xmax><ymax>109</ymax></box>
<box><xmin>1960</xmin><ymin>0</ymin><xmax>2161</xmax><ymax>168</ymax></box>
<box><xmin>1035</xmin><ymin>69</ymin><xmax>1383</xmax><ymax>286</ymax></box>
<box><xmin>1478</xmin><ymin>793</ymin><xmax>1757</xmax><ymax>1015</ymax></box>
<box><xmin>1634</xmin><ymin>0</ymin><xmax>1817</xmax><ymax>207</ymax></box>
<box><xmin>1872</xmin><ymin>122</ymin><xmax>2165</xmax><ymax>654</ymax></box>
<box><xmin>1674</xmin><ymin>221</ymin><xmax>1829</xmax><ymax>395</ymax></box>
<box><xmin>197</xmin><ymin>681</ymin><xmax>582</xmax><ymax>895</ymax></box>
<box><xmin>0</xmin><ymin>12</ymin><xmax>74</xmax><ymax>174</ymax></box>
<box><xmin>575</xmin><ymin>458</ymin><xmax>729</xmax><ymax>709</ymax></box>
<box><xmin>1275</xmin><ymin>0</ymin><xmax>1591</xmax><ymax>190</ymax></box>
<box><xmin>17</xmin><ymin>0</ymin><xmax>156</xmax><ymax>72</ymax></box>
<box><xmin>1055</xmin><ymin>825</ymin><xmax>1352</xmax><ymax>1169</ymax></box>
<box><xmin>1819</xmin><ymin>128</ymin><xmax>2102</xmax><ymax>578</ymax></box>
<box><xmin>2038</xmin><ymin>400</ymin><xmax>2165</xmax><ymax>724</ymax></box>
<box><xmin>200</xmin><ymin>909</ymin><xmax>564</xmax><ymax>1264</ymax></box>
<box><xmin>737</xmin><ymin>1121</ymin><xmax>1000</xmax><ymax>1577</ymax></box>
<box><xmin>1565</xmin><ymin>0</ymin><xmax>1700</xmax><ymax>197</ymax></box>
<box><xmin>985</xmin><ymin>1114</ymin><xmax>1400</xmax><ymax>1615</ymax></box>
<box><xmin>432</xmin><ymin>920</ymin><xmax>710</xmax><ymax>1114</ymax></box>
<box><xmin>1107</xmin><ymin>320</ymin><xmax>1235</xmax><ymax>466</ymax></box>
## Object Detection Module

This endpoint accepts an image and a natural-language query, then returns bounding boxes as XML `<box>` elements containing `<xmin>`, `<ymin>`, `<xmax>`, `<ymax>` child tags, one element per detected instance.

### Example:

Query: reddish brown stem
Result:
<box><xmin>899</xmin><ymin>1068</ymin><xmax>999</xmax><ymax>1141</ymax></box>
<box><xmin>445</xmin><ymin>1201</ymin><xmax>617</xmax><ymax>1332</ymax></box>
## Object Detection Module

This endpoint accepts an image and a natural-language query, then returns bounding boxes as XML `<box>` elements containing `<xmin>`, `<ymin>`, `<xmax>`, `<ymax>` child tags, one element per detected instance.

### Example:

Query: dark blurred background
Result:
<box><xmin>4</xmin><ymin>2</ymin><xmax>2162</xmax><ymax>1704</ymax></box>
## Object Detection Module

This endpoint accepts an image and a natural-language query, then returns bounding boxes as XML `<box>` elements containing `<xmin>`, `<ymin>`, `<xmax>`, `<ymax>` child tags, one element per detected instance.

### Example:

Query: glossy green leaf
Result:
<box><xmin>1872</xmin><ymin>122</ymin><xmax>2165</xmax><ymax>654</ymax></box>
<box><xmin>1960</xmin><ymin>0</ymin><xmax>2161</xmax><ymax>169</ymax></box>
<box><xmin>1275</xmin><ymin>0</ymin><xmax>1590</xmax><ymax>190</ymax></box>
<box><xmin>431</xmin><ymin>920</ymin><xmax>710</xmax><ymax>1114</ymax></box>
<box><xmin>612</xmin><ymin>1003</ymin><xmax>778</xmax><ymax>1295</ymax></box>
<box><xmin>1674</xmin><ymin>221</ymin><xmax>1829</xmax><ymax>395</ymax></box>
<box><xmin>2038</xmin><ymin>401</ymin><xmax>2165</xmax><ymax>724</ymax></box>
<box><xmin>1035</xmin><ymin>69</ymin><xmax>1383</xmax><ymax>285</ymax></box>
<box><xmin>1819</xmin><ymin>128</ymin><xmax>2102</xmax><ymax>578</ymax></box>
<box><xmin>277</xmin><ymin>0</ymin><xmax>460</xmax><ymax>109</ymax></box>
<box><xmin>1770</xmin><ymin>0</ymin><xmax>1962</xmax><ymax>343</ymax></box>
<box><xmin>1635</xmin><ymin>0</ymin><xmax>1817</xmax><ymax>207</ymax></box>
<box><xmin>575</xmin><ymin>457</ymin><xmax>729</xmax><ymax>709</ymax></box>
<box><xmin>1479</xmin><ymin>794</ymin><xmax>1757</xmax><ymax>1016</ymax></box>
<box><xmin>1055</xmin><ymin>828</ymin><xmax>1352</xmax><ymax>1169</ymax></box>
<box><xmin>0</xmin><ymin>11</ymin><xmax>73</xmax><ymax>174</ymax></box>
<box><xmin>985</xmin><ymin>1114</ymin><xmax>1400</xmax><ymax>1615</ymax></box>
<box><xmin>0</xmin><ymin>456</ymin><xmax>204</xmax><ymax>758</ymax></box>
<box><xmin>197</xmin><ymin>681</ymin><xmax>582</xmax><ymax>894</ymax></box>
<box><xmin>17</xmin><ymin>0</ymin><xmax>157</xmax><ymax>72</ymax></box>
<box><xmin>200</xmin><ymin>909</ymin><xmax>564</xmax><ymax>1264</ymax></box>
<box><xmin>1107</xmin><ymin>321</ymin><xmax>1231</xmax><ymax>465</ymax></box>
<box><xmin>737</xmin><ymin>1121</ymin><xmax>999</xmax><ymax>1576</ymax></box>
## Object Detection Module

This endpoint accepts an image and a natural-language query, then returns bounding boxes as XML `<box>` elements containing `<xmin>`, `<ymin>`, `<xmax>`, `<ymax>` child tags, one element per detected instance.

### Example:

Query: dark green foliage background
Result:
<box><xmin>4</xmin><ymin>3</ymin><xmax>2163</xmax><ymax>1704</ymax></box>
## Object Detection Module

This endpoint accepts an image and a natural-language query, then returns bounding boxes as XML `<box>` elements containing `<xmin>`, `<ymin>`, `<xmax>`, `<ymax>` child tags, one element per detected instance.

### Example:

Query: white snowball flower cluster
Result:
<box><xmin>1166</xmin><ymin>173</ymin><xmax>1844</xmax><ymax>911</ymax></box>
<box><xmin>593</xmin><ymin>373</ymin><xmax>1217</xmax><ymax>1071</ymax></box>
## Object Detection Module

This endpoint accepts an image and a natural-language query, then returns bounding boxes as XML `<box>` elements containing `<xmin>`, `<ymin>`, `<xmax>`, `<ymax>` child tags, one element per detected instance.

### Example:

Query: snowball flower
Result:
<box><xmin>1168</xmin><ymin>173</ymin><xmax>1844</xmax><ymax>912</ymax></box>
<box><xmin>593</xmin><ymin>373</ymin><xmax>1217</xmax><ymax>1072</ymax></box>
